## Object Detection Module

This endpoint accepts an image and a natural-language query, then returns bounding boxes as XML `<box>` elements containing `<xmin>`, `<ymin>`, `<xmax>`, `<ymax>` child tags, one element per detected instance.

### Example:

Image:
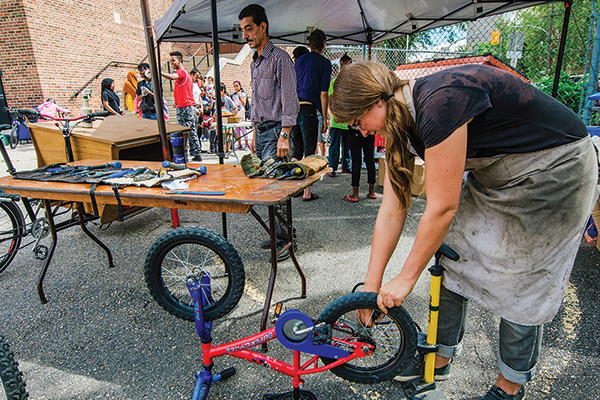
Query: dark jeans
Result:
<box><xmin>142</xmin><ymin>113</ymin><xmax>157</xmax><ymax>120</ymax></box>
<box><xmin>255</xmin><ymin>122</ymin><xmax>289</xmax><ymax>245</ymax></box>
<box><xmin>437</xmin><ymin>285</ymin><xmax>542</xmax><ymax>384</ymax></box>
<box><xmin>209</xmin><ymin>129</ymin><xmax>217</xmax><ymax>153</ymax></box>
<box><xmin>349</xmin><ymin>130</ymin><xmax>376</xmax><ymax>187</ymax></box>
<box><xmin>291</xmin><ymin>104</ymin><xmax>318</xmax><ymax>161</ymax></box>
<box><xmin>328</xmin><ymin>127</ymin><xmax>351</xmax><ymax>172</ymax></box>
<box><xmin>255</xmin><ymin>123</ymin><xmax>282</xmax><ymax>161</ymax></box>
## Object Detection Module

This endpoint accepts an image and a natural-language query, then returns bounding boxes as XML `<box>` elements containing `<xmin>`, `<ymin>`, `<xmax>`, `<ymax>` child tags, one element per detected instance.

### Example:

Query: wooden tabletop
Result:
<box><xmin>0</xmin><ymin>160</ymin><xmax>330</xmax><ymax>214</ymax></box>
<box><xmin>30</xmin><ymin>116</ymin><xmax>190</xmax><ymax>145</ymax></box>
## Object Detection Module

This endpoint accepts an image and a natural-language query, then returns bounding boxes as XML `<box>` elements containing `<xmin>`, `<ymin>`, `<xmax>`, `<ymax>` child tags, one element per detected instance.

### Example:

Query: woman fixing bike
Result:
<box><xmin>330</xmin><ymin>61</ymin><xmax>598</xmax><ymax>400</ymax></box>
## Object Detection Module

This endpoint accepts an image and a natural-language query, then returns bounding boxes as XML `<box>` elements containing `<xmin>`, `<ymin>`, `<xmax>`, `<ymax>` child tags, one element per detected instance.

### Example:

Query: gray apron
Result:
<box><xmin>442</xmin><ymin>136</ymin><xmax>598</xmax><ymax>326</ymax></box>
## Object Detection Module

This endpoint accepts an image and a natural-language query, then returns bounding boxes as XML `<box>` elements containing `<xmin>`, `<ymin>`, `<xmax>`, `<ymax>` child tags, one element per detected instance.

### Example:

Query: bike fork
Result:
<box><xmin>186</xmin><ymin>275</ymin><xmax>236</xmax><ymax>400</ymax></box>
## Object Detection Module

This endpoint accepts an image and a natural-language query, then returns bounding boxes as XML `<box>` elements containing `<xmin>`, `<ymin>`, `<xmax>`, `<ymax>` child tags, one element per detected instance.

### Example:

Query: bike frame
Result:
<box><xmin>0</xmin><ymin>108</ymin><xmax>113</xmax><ymax>293</ymax></box>
<box><xmin>186</xmin><ymin>275</ymin><xmax>373</xmax><ymax>400</ymax></box>
<box><xmin>51</xmin><ymin>114</ymin><xmax>98</xmax><ymax>162</ymax></box>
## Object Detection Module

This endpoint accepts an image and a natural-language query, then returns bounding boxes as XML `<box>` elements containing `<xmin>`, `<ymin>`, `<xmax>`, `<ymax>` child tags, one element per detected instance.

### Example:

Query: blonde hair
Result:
<box><xmin>331</xmin><ymin>61</ymin><xmax>416</xmax><ymax>210</ymax></box>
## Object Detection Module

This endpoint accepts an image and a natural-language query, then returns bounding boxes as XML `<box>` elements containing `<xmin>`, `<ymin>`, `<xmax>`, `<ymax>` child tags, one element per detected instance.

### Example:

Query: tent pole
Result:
<box><xmin>210</xmin><ymin>0</ymin><xmax>224</xmax><ymax>165</ymax></box>
<box><xmin>209</xmin><ymin>0</ymin><xmax>228</xmax><ymax>239</ymax></box>
<box><xmin>552</xmin><ymin>0</ymin><xmax>573</xmax><ymax>98</ymax></box>
<box><xmin>141</xmin><ymin>0</ymin><xmax>170</xmax><ymax>161</ymax></box>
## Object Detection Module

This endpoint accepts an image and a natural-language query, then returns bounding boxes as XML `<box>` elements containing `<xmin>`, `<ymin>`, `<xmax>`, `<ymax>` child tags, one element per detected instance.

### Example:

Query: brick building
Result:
<box><xmin>1</xmin><ymin>0</ymin><xmax>300</xmax><ymax>119</ymax></box>
<box><xmin>0</xmin><ymin>0</ymin><xmax>184</xmax><ymax>112</ymax></box>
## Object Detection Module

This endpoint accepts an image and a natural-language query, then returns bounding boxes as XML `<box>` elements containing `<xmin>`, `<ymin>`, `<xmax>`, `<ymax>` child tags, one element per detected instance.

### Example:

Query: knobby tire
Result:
<box><xmin>0</xmin><ymin>201</ymin><xmax>24</xmax><ymax>274</ymax></box>
<box><xmin>144</xmin><ymin>227</ymin><xmax>245</xmax><ymax>321</ymax></box>
<box><xmin>317</xmin><ymin>291</ymin><xmax>417</xmax><ymax>383</ymax></box>
<box><xmin>0</xmin><ymin>335</ymin><xmax>28</xmax><ymax>399</ymax></box>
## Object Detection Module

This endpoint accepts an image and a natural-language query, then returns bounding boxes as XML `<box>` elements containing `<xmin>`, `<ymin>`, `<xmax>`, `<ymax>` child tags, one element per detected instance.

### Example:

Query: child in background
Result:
<box><xmin>206</xmin><ymin>76</ymin><xmax>215</xmax><ymax>99</ymax></box>
<box><xmin>38</xmin><ymin>99</ymin><xmax>70</xmax><ymax>119</ymax></box>
<box><xmin>201</xmin><ymin>107</ymin><xmax>217</xmax><ymax>154</ymax></box>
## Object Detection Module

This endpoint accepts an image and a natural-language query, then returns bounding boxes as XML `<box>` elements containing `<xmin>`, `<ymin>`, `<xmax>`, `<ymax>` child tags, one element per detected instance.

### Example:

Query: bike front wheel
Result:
<box><xmin>8</xmin><ymin>123</ymin><xmax>18</xmax><ymax>150</ymax></box>
<box><xmin>144</xmin><ymin>227</ymin><xmax>245</xmax><ymax>321</ymax></box>
<box><xmin>317</xmin><ymin>291</ymin><xmax>417</xmax><ymax>384</ymax></box>
<box><xmin>0</xmin><ymin>335</ymin><xmax>28</xmax><ymax>399</ymax></box>
<box><xmin>0</xmin><ymin>201</ymin><xmax>25</xmax><ymax>275</ymax></box>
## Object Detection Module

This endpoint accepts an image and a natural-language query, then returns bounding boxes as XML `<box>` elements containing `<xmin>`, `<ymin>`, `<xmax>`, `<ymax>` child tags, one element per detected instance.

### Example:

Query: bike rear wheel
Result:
<box><xmin>317</xmin><ymin>291</ymin><xmax>417</xmax><ymax>384</ymax></box>
<box><xmin>0</xmin><ymin>335</ymin><xmax>28</xmax><ymax>399</ymax></box>
<box><xmin>0</xmin><ymin>201</ymin><xmax>24</xmax><ymax>274</ymax></box>
<box><xmin>144</xmin><ymin>227</ymin><xmax>245</xmax><ymax>321</ymax></box>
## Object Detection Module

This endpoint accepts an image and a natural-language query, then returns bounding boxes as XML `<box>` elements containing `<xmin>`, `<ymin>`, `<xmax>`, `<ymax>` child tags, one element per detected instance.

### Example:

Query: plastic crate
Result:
<box><xmin>587</xmin><ymin>126</ymin><xmax>600</xmax><ymax>137</ymax></box>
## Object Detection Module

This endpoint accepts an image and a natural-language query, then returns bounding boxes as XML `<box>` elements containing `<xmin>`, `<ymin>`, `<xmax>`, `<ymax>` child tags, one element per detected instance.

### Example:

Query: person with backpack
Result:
<box><xmin>136</xmin><ymin>66</ymin><xmax>156</xmax><ymax>120</ymax></box>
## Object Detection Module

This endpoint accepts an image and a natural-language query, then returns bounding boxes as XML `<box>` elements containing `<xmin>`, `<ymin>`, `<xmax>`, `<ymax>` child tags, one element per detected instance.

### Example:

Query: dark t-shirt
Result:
<box><xmin>101</xmin><ymin>90</ymin><xmax>121</xmax><ymax>115</ymax></box>
<box><xmin>136</xmin><ymin>80</ymin><xmax>155</xmax><ymax>114</ymax></box>
<box><xmin>411</xmin><ymin>64</ymin><xmax>587</xmax><ymax>159</ymax></box>
<box><xmin>295</xmin><ymin>51</ymin><xmax>331</xmax><ymax>114</ymax></box>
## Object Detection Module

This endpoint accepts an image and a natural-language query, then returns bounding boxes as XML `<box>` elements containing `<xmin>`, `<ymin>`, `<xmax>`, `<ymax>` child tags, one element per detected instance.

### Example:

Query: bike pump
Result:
<box><xmin>402</xmin><ymin>245</ymin><xmax>459</xmax><ymax>400</ymax></box>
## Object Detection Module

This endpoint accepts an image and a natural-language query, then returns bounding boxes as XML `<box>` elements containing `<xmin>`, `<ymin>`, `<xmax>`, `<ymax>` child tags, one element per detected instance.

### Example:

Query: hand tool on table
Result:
<box><xmin>162</xmin><ymin>161</ymin><xmax>207</xmax><ymax>175</ymax></box>
<box><xmin>165</xmin><ymin>191</ymin><xmax>225</xmax><ymax>196</ymax></box>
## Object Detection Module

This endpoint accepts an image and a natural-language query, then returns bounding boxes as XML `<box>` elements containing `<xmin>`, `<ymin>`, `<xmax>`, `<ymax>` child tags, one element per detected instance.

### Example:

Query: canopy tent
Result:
<box><xmin>155</xmin><ymin>0</ymin><xmax>554</xmax><ymax>46</ymax></box>
<box><xmin>147</xmin><ymin>0</ymin><xmax>569</xmax><ymax>235</ymax></box>
<box><xmin>152</xmin><ymin>0</ymin><xmax>568</xmax><ymax>158</ymax></box>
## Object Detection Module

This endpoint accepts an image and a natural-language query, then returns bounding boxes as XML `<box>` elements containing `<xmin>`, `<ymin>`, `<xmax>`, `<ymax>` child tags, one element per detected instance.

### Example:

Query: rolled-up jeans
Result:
<box><xmin>176</xmin><ymin>106</ymin><xmax>201</xmax><ymax>157</ymax></box>
<box><xmin>436</xmin><ymin>285</ymin><xmax>542</xmax><ymax>384</ymax></box>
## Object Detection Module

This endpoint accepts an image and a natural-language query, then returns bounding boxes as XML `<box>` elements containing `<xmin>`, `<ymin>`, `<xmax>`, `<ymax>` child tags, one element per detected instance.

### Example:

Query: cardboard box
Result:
<box><xmin>378</xmin><ymin>156</ymin><xmax>426</xmax><ymax>196</ymax></box>
<box><xmin>411</xmin><ymin>157</ymin><xmax>426</xmax><ymax>196</ymax></box>
<box><xmin>378</xmin><ymin>157</ymin><xmax>386</xmax><ymax>186</ymax></box>
<box><xmin>226</xmin><ymin>116</ymin><xmax>242</xmax><ymax>123</ymax></box>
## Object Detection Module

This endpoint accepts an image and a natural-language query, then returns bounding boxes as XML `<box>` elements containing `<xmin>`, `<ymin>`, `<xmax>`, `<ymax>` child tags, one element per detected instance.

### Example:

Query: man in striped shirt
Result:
<box><xmin>239</xmin><ymin>4</ymin><xmax>299</xmax><ymax>160</ymax></box>
<box><xmin>239</xmin><ymin>3</ymin><xmax>300</xmax><ymax>261</ymax></box>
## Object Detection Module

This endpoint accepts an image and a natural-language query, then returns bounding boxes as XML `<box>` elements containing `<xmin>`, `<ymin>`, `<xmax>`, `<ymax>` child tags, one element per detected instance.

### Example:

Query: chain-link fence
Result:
<box><xmin>296</xmin><ymin>1</ymin><xmax>598</xmax><ymax>126</ymax></box>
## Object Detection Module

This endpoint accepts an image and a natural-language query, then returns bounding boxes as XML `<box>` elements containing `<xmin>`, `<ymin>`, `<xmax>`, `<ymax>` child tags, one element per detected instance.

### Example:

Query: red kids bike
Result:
<box><xmin>184</xmin><ymin>271</ymin><xmax>418</xmax><ymax>400</ymax></box>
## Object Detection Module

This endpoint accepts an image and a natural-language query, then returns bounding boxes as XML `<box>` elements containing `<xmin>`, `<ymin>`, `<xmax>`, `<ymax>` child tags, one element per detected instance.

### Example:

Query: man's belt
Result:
<box><xmin>256</xmin><ymin>121</ymin><xmax>280</xmax><ymax>132</ymax></box>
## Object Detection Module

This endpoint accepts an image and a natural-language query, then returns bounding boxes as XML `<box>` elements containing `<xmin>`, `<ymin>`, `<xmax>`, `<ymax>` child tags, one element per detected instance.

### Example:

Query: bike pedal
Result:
<box><xmin>34</xmin><ymin>245</ymin><xmax>48</xmax><ymax>260</ymax></box>
<box><xmin>271</xmin><ymin>302</ymin><xmax>283</xmax><ymax>324</ymax></box>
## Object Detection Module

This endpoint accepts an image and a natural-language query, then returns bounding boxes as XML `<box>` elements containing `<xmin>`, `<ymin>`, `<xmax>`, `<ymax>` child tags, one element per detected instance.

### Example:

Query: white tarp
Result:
<box><xmin>155</xmin><ymin>0</ymin><xmax>552</xmax><ymax>45</ymax></box>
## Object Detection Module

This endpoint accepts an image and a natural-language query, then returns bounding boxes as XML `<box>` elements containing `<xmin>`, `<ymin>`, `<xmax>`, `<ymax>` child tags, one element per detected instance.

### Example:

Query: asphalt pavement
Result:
<box><xmin>0</xmin><ymin>142</ymin><xmax>599</xmax><ymax>400</ymax></box>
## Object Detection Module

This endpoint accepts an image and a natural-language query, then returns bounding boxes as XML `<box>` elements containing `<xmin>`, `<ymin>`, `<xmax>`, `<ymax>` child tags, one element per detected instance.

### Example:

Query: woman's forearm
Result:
<box><xmin>399</xmin><ymin>206</ymin><xmax>456</xmax><ymax>285</ymax></box>
<box><xmin>103</xmin><ymin>101</ymin><xmax>119</xmax><ymax>115</ymax></box>
<box><xmin>364</xmin><ymin>207</ymin><xmax>407</xmax><ymax>292</ymax></box>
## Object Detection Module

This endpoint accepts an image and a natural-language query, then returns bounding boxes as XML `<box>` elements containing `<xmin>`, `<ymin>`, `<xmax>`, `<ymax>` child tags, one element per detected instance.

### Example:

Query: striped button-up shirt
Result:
<box><xmin>250</xmin><ymin>41</ymin><xmax>299</xmax><ymax>127</ymax></box>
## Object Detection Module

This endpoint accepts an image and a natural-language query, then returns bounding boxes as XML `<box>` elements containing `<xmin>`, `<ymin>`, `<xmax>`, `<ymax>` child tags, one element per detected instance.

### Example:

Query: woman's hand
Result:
<box><xmin>356</xmin><ymin>307</ymin><xmax>382</xmax><ymax>328</ymax></box>
<box><xmin>377</xmin><ymin>274</ymin><xmax>415</xmax><ymax>314</ymax></box>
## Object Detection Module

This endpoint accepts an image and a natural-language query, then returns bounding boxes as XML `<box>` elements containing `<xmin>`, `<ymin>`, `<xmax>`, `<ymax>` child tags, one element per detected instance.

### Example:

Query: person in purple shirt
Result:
<box><xmin>239</xmin><ymin>4</ymin><xmax>298</xmax><ymax>161</ymax></box>
<box><xmin>239</xmin><ymin>3</ymin><xmax>300</xmax><ymax>261</ymax></box>
<box><xmin>291</xmin><ymin>29</ymin><xmax>331</xmax><ymax>201</ymax></box>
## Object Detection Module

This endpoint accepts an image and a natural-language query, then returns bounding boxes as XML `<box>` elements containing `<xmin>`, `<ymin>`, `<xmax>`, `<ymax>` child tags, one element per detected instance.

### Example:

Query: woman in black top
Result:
<box><xmin>101</xmin><ymin>78</ymin><xmax>124</xmax><ymax>116</ymax></box>
<box><xmin>331</xmin><ymin>61</ymin><xmax>598</xmax><ymax>400</ymax></box>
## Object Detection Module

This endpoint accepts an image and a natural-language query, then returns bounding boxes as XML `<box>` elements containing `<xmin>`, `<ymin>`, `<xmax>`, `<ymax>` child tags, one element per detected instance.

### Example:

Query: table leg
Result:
<box><xmin>76</xmin><ymin>203</ymin><xmax>114</xmax><ymax>268</ymax></box>
<box><xmin>221</xmin><ymin>212</ymin><xmax>228</xmax><ymax>239</ymax></box>
<box><xmin>260</xmin><ymin>205</ymin><xmax>279</xmax><ymax>343</ymax></box>
<box><xmin>37</xmin><ymin>199</ymin><xmax>57</xmax><ymax>304</ymax></box>
<box><xmin>171</xmin><ymin>209</ymin><xmax>180</xmax><ymax>229</ymax></box>
<box><xmin>284</xmin><ymin>199</ymin><xmax>305</xmax><ymax>297</ymax></box>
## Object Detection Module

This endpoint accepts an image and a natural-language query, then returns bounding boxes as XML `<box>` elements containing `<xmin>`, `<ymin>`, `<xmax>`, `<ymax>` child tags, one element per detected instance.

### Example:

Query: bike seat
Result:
<box><xmin>436</xmin><ymin>244</ymin><xmax>460</xmax><ymax>261</ymax></box>
<box><xmin>0</xmin><ymin>124</ymin><xmax>11</xmax><ymax>131</ymax></box>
